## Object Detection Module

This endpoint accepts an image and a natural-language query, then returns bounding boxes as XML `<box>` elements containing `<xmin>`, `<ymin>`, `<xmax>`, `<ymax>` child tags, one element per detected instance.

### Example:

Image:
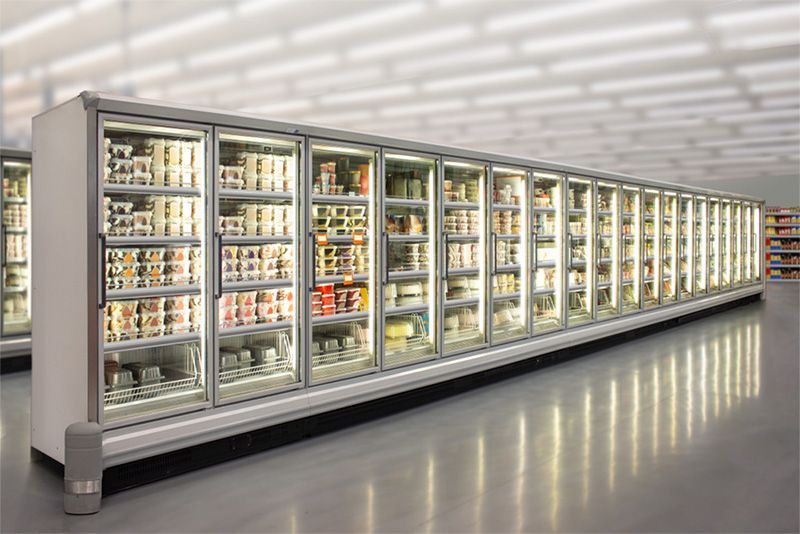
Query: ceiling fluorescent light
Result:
<box><xmin>292</xmin><ymin>2</ymin><xmax>426</xmax><ymax>44</ymax></box>
<box><xmin>109</xmin><ymin>61</ymin><xmax>180</xmax><ymax>86</ymax></box>
<box><xmin>717</xmin><ymin>109</ymin><xmax>799</xmax><ymax>124</ymax></box>
<box><xmin>247</xmin><ymin>53</ymin><xmax>339</xmax><ymax>80</ymax></box>
<box><xmin>0</xmin><ymin>6</ymin><xmax>76</xmax><ymax>48</ymax></box>
<box><xmin>622</xmin><ymin>87</ymin><xmax>739</xmax><ymax>107</ymax></box>
<box><xmin>748</xmin><ymin>80</ymin><xmax>800</xmax><ymax>94</ymax></box>
<box><xmin>320</xmin><ymin>84</ymin><xmax>416</xmax><ymax>106</ymax></box>
<box><xmin>294</xmin><ymin>66</ymin><xmax>384</xmax><ymax>93</ymax></box>
<box><xmin>301</xmin><ymin>110</ymin><xmax>374</xmax><ymax>125</ymax></box>
<box><xmin>486</xmin><ymin>0</ymin><xmax>642</xmax><ymax>33</ymax></box>
<box><xmin>236</xmin><ymin>0</ymin><xmax>292</xmax><ymax>15</ymax></box>
<box><xmin>721</xmin><ymin>144</ymin><xmax>800</xmax><ymax>157</ymax></box>
<box><xmin>735</xmin><ymin>59</ymin><xmax>800</xmax><ymax>77</ymax></box>
<box><xmin>422</xmin><ymin>66</ymin><xmax>541</xmax><ymax>93</ymax></box>
<box><xmin>348</xmin><ymin>25</ymin><xmax>473</xmax><ymax>61</ymax></box>
<box><xmin>551</xmin><ymin>43</ymin><xmax>708</xmax><ymax>73</ymax></box>
<box><xmin>522</xmin><ymin>19</ymin><xmax>691</xmax><ymax>54</ymax></box>
<box><xmin>708</xmin><ymin>3</ymin><xmax>800</xmax><ymax>27</ymax></box>
<box><xmin>379</xmin><ymin>99</ymin><xmax>467</xmax><ymax>118</ymax></box>
<box><xmin>187</xmin><ymin>37</ymin><xmax>281</xmax><ymax>68</ymax></box>
<box><xmin>2</xmin><ymin>71</ymin><xmax>25</xmax><ymax>91</ymax></box>
<box><xmin>761</xmin><ymin>95</ymin><xmax>800</xmax><ymax>108</ymax></box>
<box><xmin>697</xmin><ymin>135</ymin><xmax>799</xmax><ymax>148</ymax></box>
<box><xmin>394</xmin><ymin>45</ymin><xmax>511</xmax><ymax>75</ymax></box>
<box><xmin>722</xmin><ymin>31</ymin><xmax>800</xmax><ymax>50</ymax></box>
<box><xmin>48</xmin><ymin>43</ymin><xmax>122</xmax><ymax>75</ymax></box>
<box><xmin>646</xmin><ymin>100</ymin><xmax>750</xmax><ymax>119</ymax></box>
<box><xmin>475</xmin><ymin>86</ymin><xmax>581</xmax><ymax>107</ymax></box>
<box><xmin>517</xmin><ymin>100</ymin><xmax>613</xmax><ymax>118</ymax></box>
<box><xmin>590</xmin><ymin>68</ymin><xmax>723</xmax><ymax>93</ymax></box>
<box><xmin>740</xmin><ymin>122</ymin><xmax>800</xmax><ymax>135</ymax></box>
<box><xmin>606</xmin><ymin>118</ymin><xmax>705</xmax><ymax>133</ymax></box>
<box><xmin>129</xmin><ymin>9</ymin><xmax>231</xmax><ymax>50</ymax></box>
<box><xmin>78</xmin><ymin>0</ymin><xmax>117</xmax><ymax>12</ymax></box>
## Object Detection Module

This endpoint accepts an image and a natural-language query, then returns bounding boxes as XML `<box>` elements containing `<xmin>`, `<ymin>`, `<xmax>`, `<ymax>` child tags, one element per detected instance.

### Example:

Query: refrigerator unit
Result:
<box><xmin>1</xmin><ymin>148</ymin><xmax>32</xmax><ymax>357</ymax></box>
<box><xmin>30</xmin><ymin>94</ymin><xmax>766</xmax><ymax>470</ymax></box>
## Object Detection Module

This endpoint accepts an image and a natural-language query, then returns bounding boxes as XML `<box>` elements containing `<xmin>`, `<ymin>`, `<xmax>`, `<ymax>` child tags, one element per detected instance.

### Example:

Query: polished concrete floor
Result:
<box><xmin>2</xmin><ymin>285</ymin><xmax>798</xmax><ymax>533</ymax></box>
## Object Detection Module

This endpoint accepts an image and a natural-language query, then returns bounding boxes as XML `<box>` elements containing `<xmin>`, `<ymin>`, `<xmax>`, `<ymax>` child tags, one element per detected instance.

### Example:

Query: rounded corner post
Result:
<box><xmin>80</xmin><ymin>91</ymin><xmax>101</xmax><ymax>110</ymax></box>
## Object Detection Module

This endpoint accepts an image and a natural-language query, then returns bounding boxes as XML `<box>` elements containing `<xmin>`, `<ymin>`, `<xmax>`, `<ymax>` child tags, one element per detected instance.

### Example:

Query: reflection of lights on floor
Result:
<box><xmin>583</xmin><ymin>390</ymin><xmax>591</xmax><ymax>510</ymax></box>
<box><xmin>632</xmin><ymin>370</ymin><xmax>639</xmax><ymax>477</ymax></box>
<box><xmin>516</xmin><ymin>413</ymin><xmax>526</xmax><ymax>532</ymax></box>
<box><xmin>609</xmin><ymin>379</ymin><xmax>617</xmax><ymax>491</ymax></box>
<box><xmin>551</xmin><ymin>405</ymin><xmax>561</xmax><ymax>531</ymax></box>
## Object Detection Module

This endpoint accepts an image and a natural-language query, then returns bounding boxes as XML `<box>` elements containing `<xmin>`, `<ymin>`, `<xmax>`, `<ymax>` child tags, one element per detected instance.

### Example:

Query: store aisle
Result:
<box><xmin>2</xmin><ymin>285</ymin><xmax>798</xmax><ymax>533</ymax></box>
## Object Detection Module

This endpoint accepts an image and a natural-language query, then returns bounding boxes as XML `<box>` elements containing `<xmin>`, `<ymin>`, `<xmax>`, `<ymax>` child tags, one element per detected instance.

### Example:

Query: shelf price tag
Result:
<box><xmin>316</xmin><ymin>233</ymin><xmax>328</xmax><ymax>246</ymax></box>
<box><xmin>343</xmin><ymin>272</ymin><xmax>354</xmax><ymax>286</ymax></box>
<box><xmin>353</xmin><ymin>232</ymin><xmax>364</xmax><ymax>245</ymax></box>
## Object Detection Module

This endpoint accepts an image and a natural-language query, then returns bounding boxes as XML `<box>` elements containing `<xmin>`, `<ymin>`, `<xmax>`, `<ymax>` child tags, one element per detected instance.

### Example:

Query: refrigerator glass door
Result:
<box><xmin>694</xmin><ymin>196</ymin><xmax>708</xmax><ymax>296</ymax></box>
<box><xmin>595</xmin><ymin>182</ymin><xmax>619</xmax><ymax>320</ymax></box>
<box><xmin>721</xmin><ymin>200</ymin><xmax>731</xmax><ymax>289</ymax></box>
<box><xmin>2</xmin><ymin>158</ymin><xmax>31</xmax><ymax>337</ymax></box>
<box><xmin>733</xmin><ymin>202</ymin><xmax>742</xmax><ymax>286</ymax></box>
<box><xmin>643</xmin><ymin>189</ymin><xmax>660</xmax><ymax>308</ymax></box>
<box><xmin>490</xmin><ymin>166</ymin><xmax>528</xmax><ymax>343</ymax></box>
<box><xmin>532</xmin><ymin>172</ymin><xmax>563</xmax><ymax>332</ymax></box>
<box><xmin>567</xmin><ymin>177</ymin><xmax>593</xmax><ymax>326</ymax></box>
<box><xmin>383</xmin><ymin>152</ymin><xmax>438</xmax><ymax>367</ymax></box>
<box><xmin>753</xmin><ymin>204</ymin><xmax>761</xmax><ymax>282</ymax></box>
<box><xmin>310</xmin><ymin>143</ymin><xmax>377</xmax><ymax>382</ymax></box>
<box><xmin>679</xmin><ymin>195</ymin><xmax>694</xmax><ymax>299</ymax></box>
<box><xmin>709</xmin><ymin>199</ymin><xmax>720</xmax><ymax>291</ymax></box>
<box><xmin>443</xmin><ymin>160</ymin><xmax>487</xmax><ymax>355</ymax></box>
<box><xmin>621</xmin><ymin>186</ymin><xmax>641</xmax><ymax>314</ymax></box>
<box><xmin>662</xmin><ymin>192</ymin><xmax>678</xmax><ymax>303</ymax></box>
<box><xmin>215</xmin><ymin>132</ymin><xmax>301</xmax><ymax>402</ymax></box>
<box><xmin>744</xmin><ymin>204</ymin><xmax>753</xmax><ymax>283</ymax></box>
<box><xmin>100</xmin><ymin>119</ymin><xmax>209</xmax><ymax>424</ymax></box>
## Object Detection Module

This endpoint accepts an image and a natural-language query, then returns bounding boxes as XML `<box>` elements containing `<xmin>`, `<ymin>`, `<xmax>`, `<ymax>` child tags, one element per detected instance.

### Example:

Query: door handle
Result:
<box><xmin>99</xmin><ymin>233</ymin><xmax>107</xmax><ymax>310</ymax></box>
<box><xmin>383</xmin><ymin>232</ymin><xmax>390</xmax><ymax>285</ymax></box>
<box><xmin>491</xmin><ymin>233</ymin><xmax>497</xmax><ymax>276</ymax></box>
<box><xmin>215</xmin><ymin>232</ymin><xmax>223</xmax><ymax>299</ymax></box>
<box><xmin>309</xmin><ymin>232</ymin><xmax>317</xmax><ymax>291</ymax></box>
<box><xmin>443</xmin><ymin>233</ymin><xmax>449</xmax><ymax>280</ymax></box>
<box><xmin>567</xmin><ymin>233</ymin><xmax>573</xmax><ymax>269</ymax></box>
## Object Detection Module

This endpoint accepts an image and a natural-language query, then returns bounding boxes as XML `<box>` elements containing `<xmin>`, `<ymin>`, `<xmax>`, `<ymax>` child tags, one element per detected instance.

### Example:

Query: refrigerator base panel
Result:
<box><xmin>88</xmin><ymin>284</ymin><xmax>764</xmax><ymax>477</ymax></box>
<box><xmin>0</xmin><ymin>337</ymin><xmax>31</xmax><ymax>360</ymax></box>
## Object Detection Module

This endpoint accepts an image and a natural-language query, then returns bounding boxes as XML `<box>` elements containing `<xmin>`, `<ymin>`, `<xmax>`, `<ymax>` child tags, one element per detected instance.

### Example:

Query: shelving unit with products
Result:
<box><xmin>31</xmin><ymin>93</ymin><xmax>765</xmax><ymax>477</ymax></box>
<box><xmin>765</xmin><ymin>206</ymin><xmax>800</xmax><ymax>281</ymax></box>
<box><xmin>1</xmin><ymin>148</ymin><xmax>32</xmax><ymax>358</ymax></box>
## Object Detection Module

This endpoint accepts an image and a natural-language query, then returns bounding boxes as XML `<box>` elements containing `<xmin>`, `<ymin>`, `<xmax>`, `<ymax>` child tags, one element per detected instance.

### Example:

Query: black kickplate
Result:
<box><xmin>1</xmin><ymin>354</ymin><xmax>31</xmax><ymax>374</ymax></box>
<box><xmin>102</xmin><ymin>293</ymin><xmax>761</xmax><ymax>495</ymax></box>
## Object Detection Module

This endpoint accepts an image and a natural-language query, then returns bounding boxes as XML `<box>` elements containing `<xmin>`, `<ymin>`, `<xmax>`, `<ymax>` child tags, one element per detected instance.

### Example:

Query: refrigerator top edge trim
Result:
<box><xmin>215</xmin><ymin>126</ymin><xmax>304</xmax><ymax>145</ymax></box>
<box><xmin>0</xmin><ymin>148</ymin><xmax>31</xmax><ymax>160</ymax></box>
<box><xmin>42</xmin><ymin>92</ymin><xmax>768</xmax><ymax>204</ymax></box>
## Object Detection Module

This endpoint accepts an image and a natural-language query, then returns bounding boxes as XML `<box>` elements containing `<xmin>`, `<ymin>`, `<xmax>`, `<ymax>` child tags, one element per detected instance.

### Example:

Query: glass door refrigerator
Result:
<box><xmin>489</xmin><ymin>165</ymin><xmax>528</xmax><ymax>344</ymax></box>
<box><xmin>214</xmin><ymin>131</ymin><xmax>302</xmax><ymax>402</ymax></box>
<box><xmin>678</xmin><ymin>194</ymin><xmax>694</xmax><ymax>300</ymax></box>
<box><xmin>1</xmin><ymin>152</ymin><xmax>31</xmax><ymax>342</ymax></box>
<box><xmin>694</xmin><ymin>196</ymin><xmax>708</xmax><ymax>296</ymax></box>
<box><xmin>566</xmin><ymin>176</ymin><xmax>593</xmax><ymax>326</ymax></box>
<box><xmin>643</xmin><ymin>189</ymin><xmax>660</xmax><ymax>308</ymax></box>
<box><xmin>753</xmin><ymin>203</ymin><xmax>761</xmax><ymax>283</ymax></box>
<box><xmin>532</xmin><ymin>172</ymin><xmax>563</xmax><ymax>333</ymax></box>
<box><xmin>661</xmin><ymin>191</ymin><xmax>678</xmax><ymax>304</ymax></box>
<box><xmin>709</xmin><ymin>198</ymin><xmax>720</xmax><ymax>291</ymax></box>
<box><xmin>382</xmin><ymin>151</ymin><xmax>438</xmax><ymax>368</ymax></box>
<box><xmin>442</xmin><ymin>159</ymin><xmax>487</xmax><ymax>355</ymax></box>
<box><xmin>308</xmin><ymin>142</ymin><xmax>377</xmax><ymax>382</ymax></box>
<box><xmin>100</xmin><ymin>118</ymin><xmax>210</xmax><ymax>425</ymax></box>
<box><xmin>731</xmin><ymin>201</ymin><xmax>744</xmax><ymax>287</ymax></box>
<box><xmin>595</xmin><ymin>181</ymin><xmax>619</xmax><ymax>320</ymax></box>
<box><xmin>721</xmin><ymin>200</ymin><xmax>731</xmax><ymax>289</ymax></box>
<box><xmin>621</xmin><ymin>186</ymin><xmax>642</xmax><ymax>314</ymax></box>
<box><xmin>743</xmin><ymin>203</ymin><xmax>753</xmax><ymax>283</ymax></box>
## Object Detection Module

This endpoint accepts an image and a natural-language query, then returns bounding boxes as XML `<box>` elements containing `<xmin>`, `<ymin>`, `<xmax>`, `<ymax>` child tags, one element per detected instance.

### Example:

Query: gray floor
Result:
<box><xmin>2</xmin><ymin>285</ymin><xmax>798</xmax><ymax>533</ymax></box>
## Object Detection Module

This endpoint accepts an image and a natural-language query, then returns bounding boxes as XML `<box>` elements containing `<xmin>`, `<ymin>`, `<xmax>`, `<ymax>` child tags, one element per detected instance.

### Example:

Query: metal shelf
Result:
<box><xmin>312</xmin><ymin>194</ymin><xmax>368</xmax><ymax>205</ymax></box>
<box><xmin>385</xmin><ymin>197</ymin><xmax>428</xmax><ymax>207</ymax></box>
<box><xmin>3</xmin><ymin>286</ymin><xmax>27</xmax><ymax>293</ymax></box>
<box><xmin>310</xmin><ymin>234</ymin><xmax>369</xmax><ymax>243</ymax></box>
<box><xmin>446</xmin><ymin>233</ymin><xmax>479</xmax><ymax>241</ymax></box>
<box><xmin>107</xmin><ymin>235</ymin><xmax>201</xmax><ymax>245</ymax></box>
<box><xmin>568</xmin><ymin>208</ymin><xmax>587</xmax><ymax>215</ymax></box>
<box><xmin>104</xmin><ymin>183</ymin><xmax>201</xmax><ymax>196</ymax></box>
<box><xmin>104</xmin><ymin>332</ymin><xmax>201</xmax><ymax>352</ymax></box>
<box><xmin>387</xmin><ymin>233</ymin><xmax>428</xmax><ymax>242</ymax></box>
<box><xmin>219</xmin><ymin>189</ymin><xmax>292</xmax><ymax>201</ymax></box>
<box><xmin>219</xmin><ymin>320</ymin><xmax>293</xmax><ymax>338</ymax></box>
<box><xmin>314</xmin><ymin>273</ymin><xmax>369</xmax><ymax>284</ymax></box>
<box><xmin>312</xmin><ymin>311</ymin><xmax>369</xmax><ymax>326</ymax></box>
<box><xmin>388</xmin><ymin>270</ymin><xmax>430</xmax><ymax>280</ymax></box>
<box><xmin>536</xmin><ymin>260</ymin><xmax>557</xmax><ymax>268</ymax></box>
<box><xmin>768</xmin><ymin>250</ymin><xmax>800</xmax><ymax>253</ymax></box>
<box><xmin>3</xmin><ymin>196</ymin><xmax>26</xmax><ymax>204</ymax></box>
<box><xmin>448</xmin><ymin>267</ymin><xmax>479</xmax><ymax>275</ymax></box>
<box><xmin>107</xmin><ymin>284</ymin><xmax>201</xmax><ymax>300</ymax></box>
<box><xmin>568</xmin><ymin>284</ymin><xmax>587</xmax><ymax>291</ymax></box>
<box><xmin>533</xmin><ymin>206</ymin><xmax>556</xmax><ymax>213</ymax></box>
<box><xmin>5</xmin><ymin>257</ymin><xmax>27</xmax><ymax>264</ymax></box>
<box><xmin>444</xmin><ymin>201</ymin><xmax>480</xmax><ymax>210</ymax></box>
<box><xmin>385</xmin><ymin>303</ymin><xmax>428</xmax><ymax>316</ymax></box>
<box><xmin>493</xmin><ymin>203</ymin><xmax>521</xmax><ymax>211</ymax></box>
<box><xmin>533</xmin><ymin>288</ymin><xmax>555</xmax><ymax>296</ymax></box>
<box><xmin>597</xmin><ymin>210</ymin><xmax>613</xmax><ymax>217</ymax></box>
<box><xmin>444</xmin><ymin>297</ymin><xmax>480</xmax><ymax>308</ymax></box>
<box><xmin>766</xmin><ymin>223</ymin><xmax>800</xmax><ymax>227</ymax></box>
<box><xmin>222</xmin><ymin>234</ymin><xmax>292</xmax><ymax>244</ymax></box>
<box><xmin>4</xmin><ymin>226</ymin><xmax>26</xmax><ymax>234</ymax></box>
<box><xmin>597</xmin><ymin>282</ymin><xmax>613</xmax><ymax>289</ymax></box>
<box><xmin>494</xmin><ymin>234</ymin><xmax>519</xmax><ymax>240</ymax></box>
<box><xmin>493</xmin><ymin>292</ymin><xmax>521</xmax><ymax>302</ymax></box>
<box><xmin>768</xmin><ymin>264</ymin><xmax>800</xmax><ymax>268</ymax></box>
<box><xmin>223</xmin><ymin>279</ymin><xmax>292</xmax><ymax>291</ymax></box>
<box><xmin>536</xmin><ymin>233</ymin><xmax>557</xmax><ymax>240</ymax></box>
<box><xmin>495</xmin><ymin>264</ymin><xmax>520</xmax><ymax>273</ymax></box>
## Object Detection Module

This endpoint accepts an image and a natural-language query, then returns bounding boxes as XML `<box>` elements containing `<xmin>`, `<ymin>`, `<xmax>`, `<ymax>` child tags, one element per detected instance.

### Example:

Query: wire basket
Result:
<box><xmin>219</xmin><ymin>330</ymin><xmax>293</xmax><ymax>385</ymax></box>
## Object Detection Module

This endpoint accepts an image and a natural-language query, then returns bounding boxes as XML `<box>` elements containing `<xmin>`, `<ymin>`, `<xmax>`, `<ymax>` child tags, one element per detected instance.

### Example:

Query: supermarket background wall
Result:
<box><xmin>1</xmin><ymin>0</ymin><xmax>799</xmax><ymax>198</ymax></box>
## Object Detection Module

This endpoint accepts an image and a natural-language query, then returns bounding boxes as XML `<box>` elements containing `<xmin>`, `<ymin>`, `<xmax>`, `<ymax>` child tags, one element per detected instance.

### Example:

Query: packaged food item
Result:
<box><xmin>139</xmin><ymin>312</ymin><xmax>166</xmax><ymax>337</ymax></box>
<box><xmin>221</xmin><ymin>245</ymin><xmax>238</xmax><ymax>261</ymax></box>
<box><xmin>139</xmin><ymin>297</ymin><xmax>166</xmax><ymax>313</ymax></box>
<box><xmin>108</xmin><ymin>201</ymin><xmax>134</xmax><ymax>215</ymax></box>
<box><xmin>238</xmin><ymin>245</ymin><xmax>259</xmax><ymax>260</ymax></box>
<box><xmin>163</xmin><ymin>246</ymin><xmax>189</xmax><ymax>262</ymax></box>
<box><xmin>165</xmin><ymin>309</ymin><xmax>192</xmax><ymax>334</ymax></box>
<box><xmin>140</xmin><ymin>247</ymin><xmax>165</xmax><ymax>263</ymax></box>
<box><xmin>165</xmin><ymin>261</ymin><xmax>192</xmax><ymax>284</ymax></box>
<box><xmin>237</xmin><ymin>305</ymin><xmax>257</xmax><ymax>325</ymax></box>
<box><xmin>108</xmin><ymin>247</ymin><xmax>139</xmax><ymax>265</ymax></box>
<box><xmin>145</xmin><ymin>195</ymin><xmax>167</xmax><ymax>220</ymax></box>
<box><xmin>236</xmin><ymin>290</ymin><xmax>257</xmax><ymax>307</ymax></box>
<box><xmin>165</xmin><ymin>295</ymin><xmax>190</xmax><ymax>311</ymax></box>
<box><xmin>145</xmin><ymin>138</ymin><xmax>166</xmax><ymax>167</ymax></box>
<box><xmin>108</xmin><ymin>300</ymin><xmax>138</xmax><ymax>318</ymax></box>
<box><xmin>107</xmin><ymin>314</ymin><xmax>138</xmax><ymax>341</ymax></box>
